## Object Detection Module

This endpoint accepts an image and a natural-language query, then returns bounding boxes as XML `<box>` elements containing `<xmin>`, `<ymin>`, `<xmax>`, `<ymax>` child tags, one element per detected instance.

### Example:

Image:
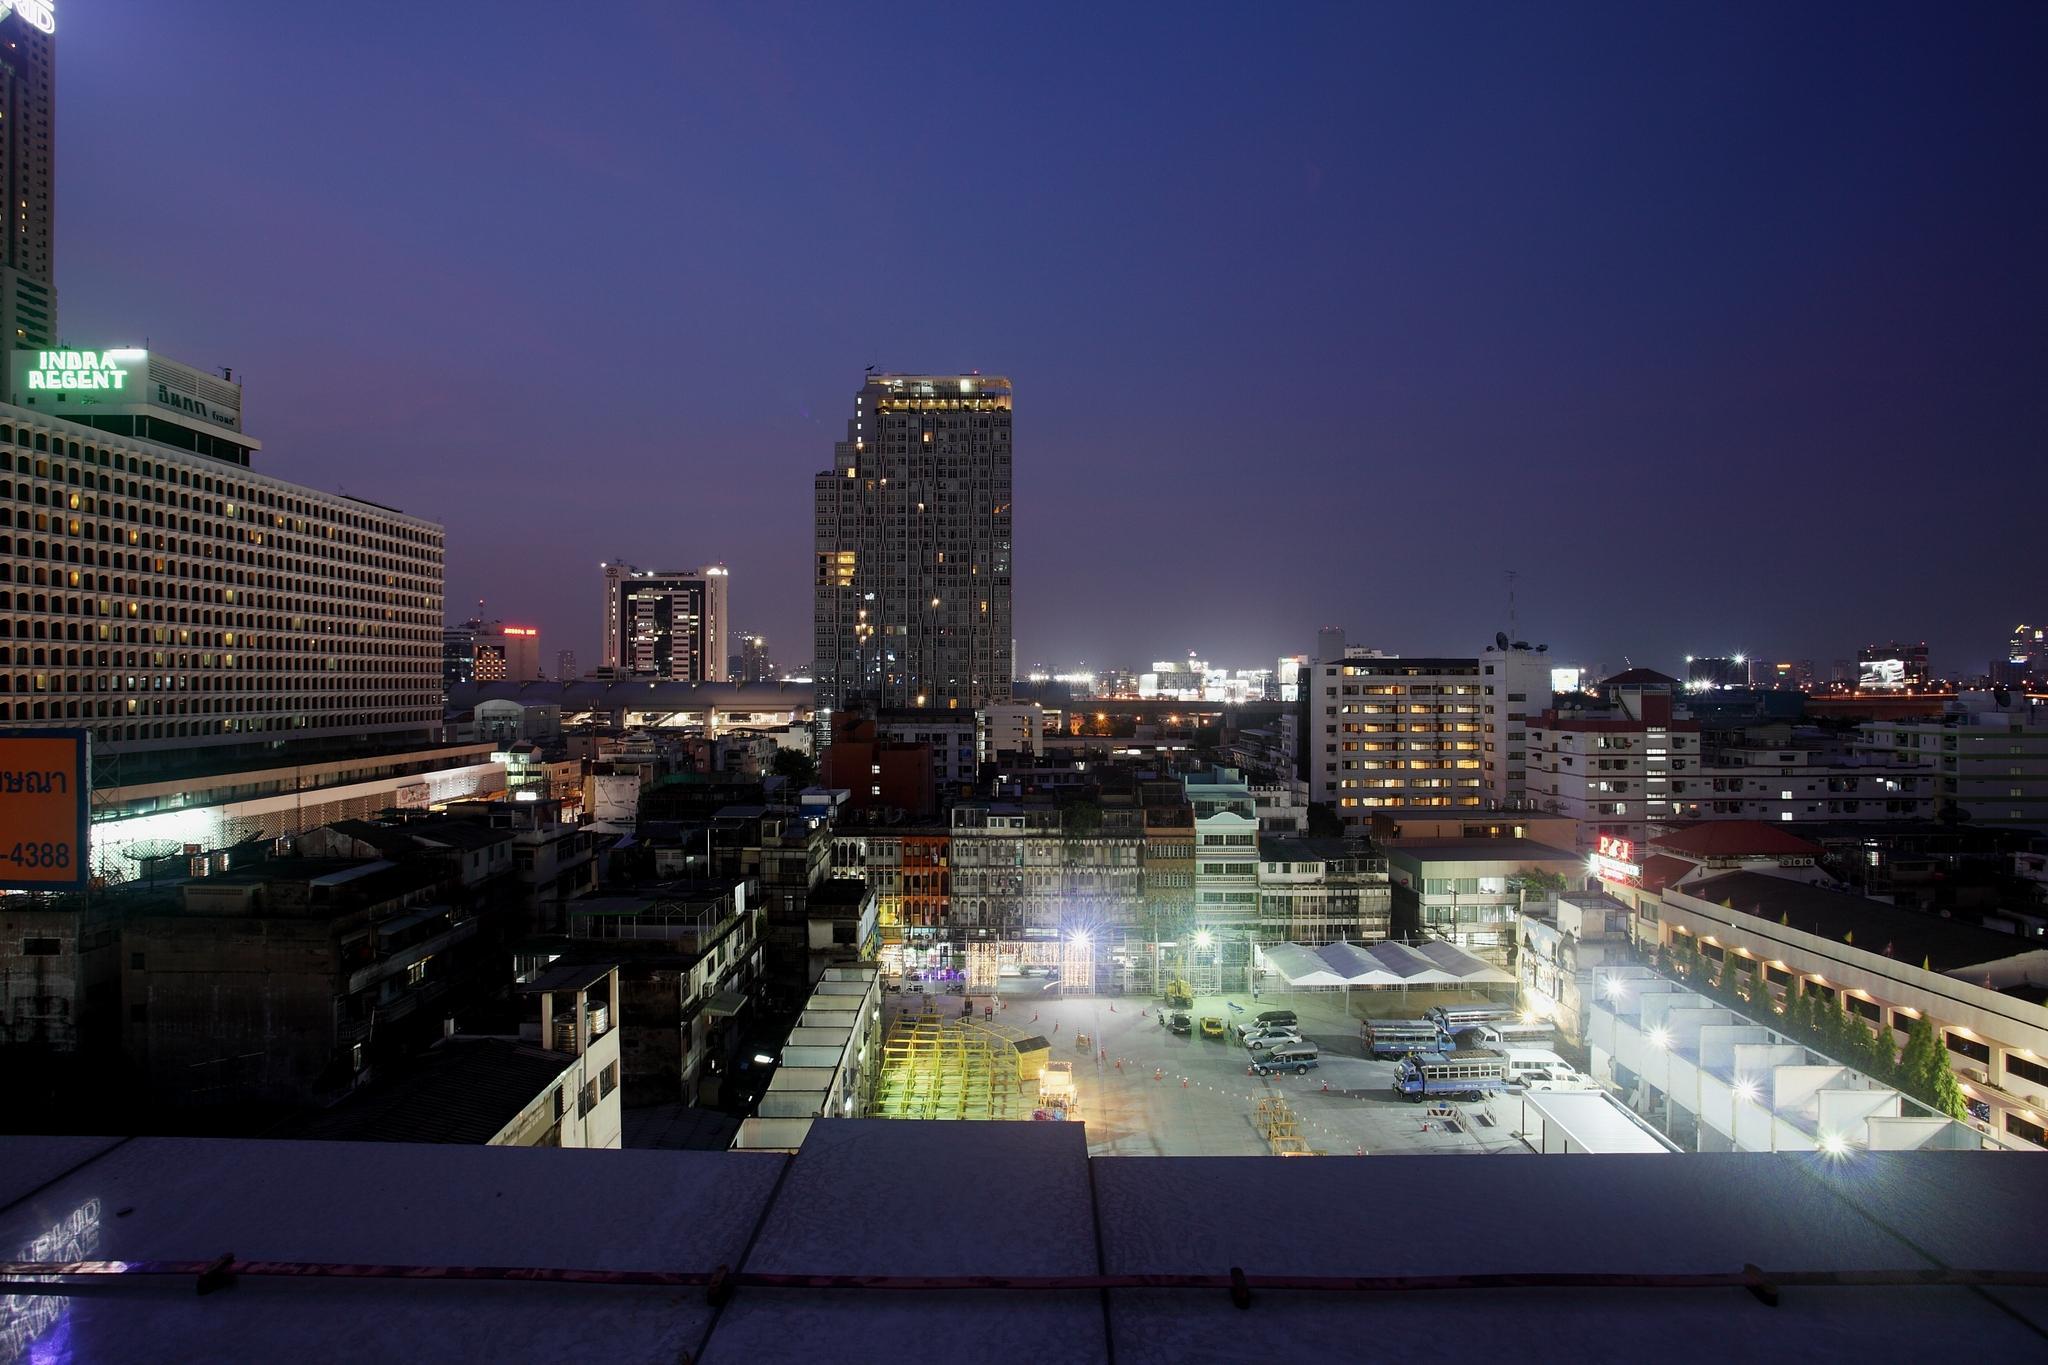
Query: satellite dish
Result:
<box><xmin>1537</xmin><ymin>644</ymin><xmax>1549</xmax><ymax>653</ymax></box>
<box><xmin>1495</xmin><ymin>631</ymin><xmax>1510</xmax><ymax>651</ymax></box>
<box><xmin>1995</xmin><ymin>686</ymin><xmax>2012</xmax><ymax>707</ymax></box>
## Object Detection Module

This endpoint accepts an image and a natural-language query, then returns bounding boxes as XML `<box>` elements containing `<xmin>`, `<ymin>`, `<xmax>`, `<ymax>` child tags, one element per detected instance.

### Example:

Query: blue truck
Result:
<box><xmin>1359</xmin><ymin>1018</ymin><xmax>1447</xmax><ymax>1057</ymax></box>
<box><xmin>1391</xmin><ymin>1048</ymin><xmax>1511</xmax><ymax>1102</ymax></box>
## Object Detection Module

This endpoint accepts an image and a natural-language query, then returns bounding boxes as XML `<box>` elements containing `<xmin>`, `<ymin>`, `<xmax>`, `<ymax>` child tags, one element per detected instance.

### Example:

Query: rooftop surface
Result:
<box><xmin>1651</xmin><ymin>821</ymin><xmax>1826</xmax><ymax>858</ymax></box>
<box><xmin>1676</xmin><ymin>871</ymin><xmax>2037</xmax><ymax>973</ymax></box>
<box><xmin>275</xmin><ymin>1039</ymin><xmax>569</xmax><ymax>1145</ymax></box>
<box><xmin>2</xmin><ymin>1128</ymin><xmax>2044</xmax><ymax>1362</ymax></box>
<box><xmin>1385</xmin><ymin>838</ymin><xmax>1582</xmax><ymax>864</ymax></box>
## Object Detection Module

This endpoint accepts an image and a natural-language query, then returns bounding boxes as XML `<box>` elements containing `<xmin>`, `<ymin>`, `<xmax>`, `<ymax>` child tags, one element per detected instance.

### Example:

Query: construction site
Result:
<box><xmin>857</xmin><ymin>988</ymin><xmax>1532</xmax><ymax>1158</ymax></box>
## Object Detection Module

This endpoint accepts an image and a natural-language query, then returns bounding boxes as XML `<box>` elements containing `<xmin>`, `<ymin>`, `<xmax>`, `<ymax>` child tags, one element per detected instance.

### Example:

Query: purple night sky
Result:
<box><xmin>57</xmin><ymin>2</ymin><xmax>2048</xmax><ymax>677</ymax></box>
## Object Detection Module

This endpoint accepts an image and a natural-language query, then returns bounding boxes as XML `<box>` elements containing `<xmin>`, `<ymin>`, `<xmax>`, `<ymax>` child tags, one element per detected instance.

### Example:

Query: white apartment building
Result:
<box><xmin>1857</xmin><ymin>692</ymin><xmax>2048</xmax><ymax>827</ymax></box>
<box><xmin>1528</xmin><ymin>672</ymin><xmax>1935</xmax><ymax>852</ymax></box>
<box><xmin>982</xmin><ymin>701</ymin><xmax>1043</xmax><ymax>757</ymax></box>
<box><xmin>1304</xmin><ymin>655</ymin><xmax>1488</xmax><ymax>830</ymax></box>
<box><xmin>1479</xmin><ymin>643</ymin><xmax>1553</xmax><ymax>807</ymax></box>
<box><xmin>879</xmin><ymin>706</ymin><xmax>984</xmax><ymax>788</ymax></box>
<box><xmin>1185</xmin><ymin>768</ymin><xmax>1259</xmax><ymax>927</ymax></box>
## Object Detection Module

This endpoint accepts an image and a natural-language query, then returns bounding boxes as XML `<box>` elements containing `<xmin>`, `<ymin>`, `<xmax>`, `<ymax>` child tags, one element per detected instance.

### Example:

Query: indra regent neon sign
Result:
<box><xmin>26</xmin><ymin>349</ymin><xmax>143</xmax><ymax>392</ymax></box>
<box><xmin>0</xmin><ymin>3</ymin><xmax>55</xmax><ymax>36</ymax></box>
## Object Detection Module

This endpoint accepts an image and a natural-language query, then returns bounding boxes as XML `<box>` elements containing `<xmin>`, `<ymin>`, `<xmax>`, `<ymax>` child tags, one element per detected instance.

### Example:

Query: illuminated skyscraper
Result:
<box><xmin>0</xmin><ymin>2</ymin><xmax>56</xmax><ymax>346</ymax></box>
<box><xmin>813</xmin><ymin>373</ymin><xmax>1013</xmax><ymax>713</ymax></box>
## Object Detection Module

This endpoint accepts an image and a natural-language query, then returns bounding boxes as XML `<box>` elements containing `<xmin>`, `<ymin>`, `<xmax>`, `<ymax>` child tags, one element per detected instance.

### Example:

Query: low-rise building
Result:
<box><xmin>545</xmin><ymin>878</ymin><xmax>760</xmax><ymax>1107</ymax></box>
<box><xmin>1857</xmin><ymin>691</ymin><xmax>2048</xmax><ymax>827</ymax></box>
<box><xmin>1255</xmin><ymin>836</ymin><xmax>1393</xmax><ymax>944</ymax></box>
<box><xmin>284</xmin><ymin>963</ymin><xmax>622</xmax><ymax>1150</ymax></box>
<box><xmin>1384</xmin><ymin>838</ymin><xmax>1584</xmax><ymax>961</ymax></box>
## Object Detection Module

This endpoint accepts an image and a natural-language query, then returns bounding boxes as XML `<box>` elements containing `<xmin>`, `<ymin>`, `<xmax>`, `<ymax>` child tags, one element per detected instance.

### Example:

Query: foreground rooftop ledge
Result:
<box><xmin>1</xmin><ymin>1128</ymin><xmax>2044</xmax><ymax>1363</ymax></box>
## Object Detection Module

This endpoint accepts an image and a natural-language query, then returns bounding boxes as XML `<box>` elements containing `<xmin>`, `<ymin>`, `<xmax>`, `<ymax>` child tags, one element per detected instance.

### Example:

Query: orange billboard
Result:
<box><xmin>0</xmin><ymin>730</ymin><xmax>89</xmax><ymax>891</ymax></box>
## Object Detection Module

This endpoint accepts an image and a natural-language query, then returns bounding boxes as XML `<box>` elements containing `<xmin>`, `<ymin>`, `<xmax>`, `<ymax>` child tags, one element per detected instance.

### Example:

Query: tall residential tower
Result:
<box><xmin>0</xmin><ymin>2</ymin><xmax>55</xmax><ymax>347</ymax></box>
<box><xmin>813</xmin><ymin>373</ymin><xmax>1012</xmax><ymax>714</ymax></box>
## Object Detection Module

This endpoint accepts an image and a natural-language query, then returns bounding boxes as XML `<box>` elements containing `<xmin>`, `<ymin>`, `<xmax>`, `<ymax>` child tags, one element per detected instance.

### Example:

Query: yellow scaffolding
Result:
<box><xmin>1252</xmin><ymin>1095</ymin><xmax>1322</xmax><ymax>1156</ymax></box>
<box><xmin>871</xmin><ymin>1013</ymin><xmax>1034</xmax><ymax>1121</ymax></box>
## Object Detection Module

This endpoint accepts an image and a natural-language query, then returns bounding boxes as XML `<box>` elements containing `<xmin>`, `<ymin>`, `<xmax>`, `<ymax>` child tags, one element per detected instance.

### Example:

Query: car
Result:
<box><xmin>1250</xmin><ymin>1046</ymin><xmax>1320</xmax><ymax>1076</ymax></box>
<box><xmin>1237</xmin><ymin>1020</ymin><xmax>1300</xmax><ymax>1041</ymax></box>
<box><xmin>1199</xmin><ymin>1016</ymin><xmax>1227</xmax><ymax>1039</ymax></box>
<box><xmin>1168</xmin><ymin>1011</ymin><xmax>1193</xmax><ymax>1034</ymax></box>
<box><xmin>1253</xmin><ymin>1009</ymin><xmax>1298</xmax><ymax>1027</ymax></box>
<box><xmin>1242</xmin><ymin>1028</ymin><xmax>1304</xmax><ymax>1051</ymax></box>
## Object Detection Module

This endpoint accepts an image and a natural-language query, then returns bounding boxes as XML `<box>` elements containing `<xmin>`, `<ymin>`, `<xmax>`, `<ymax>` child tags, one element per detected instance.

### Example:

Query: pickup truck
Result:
<box><xmin>1391</xmin><ymin>1048</ymin><xmax>1511</xmax><ymax>1102</ymax></box>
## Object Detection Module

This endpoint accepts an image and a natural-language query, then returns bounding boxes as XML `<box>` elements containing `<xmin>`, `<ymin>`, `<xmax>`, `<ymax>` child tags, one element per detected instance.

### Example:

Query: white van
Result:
<box><xmin>1501</xmin><ymin>1047</ymin><xmax>1576</xmax><ymax>1085</ymax></box>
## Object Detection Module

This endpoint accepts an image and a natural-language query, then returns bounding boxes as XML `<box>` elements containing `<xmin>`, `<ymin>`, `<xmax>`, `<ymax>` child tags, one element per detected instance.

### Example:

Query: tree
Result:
<box><xmin>1305</xmin><ymin>803</ymin><xmax>1347</xmax><ymax>839</ymax></box>
<box><xmin>1744</xmin><ymin>966</ymin><xmax>1775</xmax><ymax>1017</ymax></box>
<box><xmin>770</xmin><ymin>746</ymin><xmax>816</xmax><ymax>788</ymax></box>
<box><xmin>1898</xmin><ymin>1015</ymin><xmax>1969</xmax><ymax>1121</ymax></box>
<box><xmin>1060</xmin><ymin>800</ymin><xmax>1104</xmax><ymax>836</ymax></box>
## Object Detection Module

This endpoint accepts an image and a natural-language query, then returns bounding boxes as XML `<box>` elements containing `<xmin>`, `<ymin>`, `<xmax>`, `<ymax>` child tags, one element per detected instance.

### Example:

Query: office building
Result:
<box><xmin>467</xmin><ymin>619</ymin><xmax>540</xmax><ymax>683</ymax></box>
<box><xmin>729</xmin><ymin>630</ymin><xmax>771</xmax><ymax>683</ymax></box>
<box><xmin>1994</xmin><ymin>623</ymin><xmax>2045</xmax><ymax>687</ymax></box>
<box><xmin>442</xmin><ymin>622</ymin><xmax>475</xmax><ymax>694</ymax></box>
<box><xmin>0</xmin><ymin>2</ymin><xmax>56</xmax><ymax>349</ymax></box>
<box><xmin>1303</xmin><ymin>655</ymin><xmax>1488</xmax><ymax>829</ymax></box>
<box><xmin>554</xmin><ymin>648</ymin><xmax>575</xmax><ymax>681</ymax></box>
<box><xmin>602</xmin><ymin>561</ymin><xmax>727</xmax><ymax>681</ymax></box>
<box><xmin>813</xmin><ymin>372</ymin><xmax>1013</xmax><ymax>714</ymax></box>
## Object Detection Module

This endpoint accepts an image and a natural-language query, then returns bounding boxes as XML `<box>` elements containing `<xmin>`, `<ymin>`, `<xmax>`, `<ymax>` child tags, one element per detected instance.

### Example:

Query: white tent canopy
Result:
<box><xmin>1255</xmin><ymin>939</ymin><xmax>1514</xmax><ymax>990</ymax></box>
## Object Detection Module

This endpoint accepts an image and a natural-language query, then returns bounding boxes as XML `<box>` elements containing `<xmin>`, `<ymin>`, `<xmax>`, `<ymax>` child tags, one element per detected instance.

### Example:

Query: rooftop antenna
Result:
<box><xmin>1506</xmin><ymin>569</ymin><xmax>1519</xmax><ymax>640</ymax></box>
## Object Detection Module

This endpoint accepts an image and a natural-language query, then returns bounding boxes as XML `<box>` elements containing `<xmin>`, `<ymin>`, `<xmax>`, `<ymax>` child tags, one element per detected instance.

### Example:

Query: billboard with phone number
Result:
<box><xmin>0</xmin><ymin>729</ymin><xmax>89</xmax><ymax>891</ymax></box>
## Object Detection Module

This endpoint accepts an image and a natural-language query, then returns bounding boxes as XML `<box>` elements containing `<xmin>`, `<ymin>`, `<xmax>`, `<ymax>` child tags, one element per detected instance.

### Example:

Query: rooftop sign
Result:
<box><xmin>25</xmin><ymin>349</ymin><xmax>143</xmax><ymax>393</ymax></box>
<box><xmin>1</xmin><ymin>3</ymin><xmax>55</xmax><ymax>35</ymax></box>
<box><xmin>10</xmin><ymin>347</ymin><xmax>250</xmax><ymax>438</ymax></box>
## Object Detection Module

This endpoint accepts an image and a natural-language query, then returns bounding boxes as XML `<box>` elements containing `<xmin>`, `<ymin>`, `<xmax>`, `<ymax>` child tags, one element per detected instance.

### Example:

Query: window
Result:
<box><xmin>1946</xmin><ymin>1031</ymin><xmax>1991</xmax><ymax>1064</ymax></box>
<box><xmin>2007</xmin><ymin>1053</ymin><xmax>2048</xmax><ymax>1090</ymax></box>
<box><xmin>21</xmin><ymin>937</ymin><xmax>59</xmax><ymax>955</ymax></box>
<box><xmin>600</xmin><ymin>1062</ymin><xmax>618</xmax><ymax>1098</ymax></box>
<box><xmin>131</xmin><ymin>951</ymin><xmax>146</xmax><ymax>970</ymax></box>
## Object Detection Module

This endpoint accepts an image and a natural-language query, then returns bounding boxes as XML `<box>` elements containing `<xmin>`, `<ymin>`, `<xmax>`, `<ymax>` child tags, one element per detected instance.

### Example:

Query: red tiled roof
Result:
<box><xmin>1648</xmin><ymin>820</ymin><xmax>1823</xmax><ymax>858</ymax></box>
<box><xmin>1637</xmin><ymin>853</ymin><xmax>1696</xmax><ymax>893</ymax></box>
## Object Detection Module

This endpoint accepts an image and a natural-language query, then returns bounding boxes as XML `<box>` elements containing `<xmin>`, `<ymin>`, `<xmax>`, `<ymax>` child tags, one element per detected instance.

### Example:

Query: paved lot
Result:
<box><xmin>883</xmin><ymin>989</ymin><xmax>1530</xmax><ymax>1158</ymax></box>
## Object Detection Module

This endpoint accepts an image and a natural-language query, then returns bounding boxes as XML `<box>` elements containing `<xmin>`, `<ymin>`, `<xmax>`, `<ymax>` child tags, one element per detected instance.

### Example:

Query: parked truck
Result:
<box><xmin>1360</xmin><ymin>1018</ymin><xmax>1446</xmax><ymax>1057</ymax></box>
<box><xmin>1449</xmin><ymin>1020</ymin><xmax>1557</xmax><ymax>1051</ymax></box>
<box><xmin>1392</xmin><ymin>1048</ymin><xmax>1512</xmax><ymax>1102</ymax></box>
<box><xmin>1427</xmin><ymin>1004</ymin><xmax>1513</xmax><ymax>1032</ymax></box>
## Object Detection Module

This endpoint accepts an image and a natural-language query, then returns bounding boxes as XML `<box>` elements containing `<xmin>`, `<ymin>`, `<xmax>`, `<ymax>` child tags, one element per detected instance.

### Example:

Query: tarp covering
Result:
<box><xmin>1256</xmin><ymin>939</ymin><xmax>1514</xmax><ymax>989</ymax></box>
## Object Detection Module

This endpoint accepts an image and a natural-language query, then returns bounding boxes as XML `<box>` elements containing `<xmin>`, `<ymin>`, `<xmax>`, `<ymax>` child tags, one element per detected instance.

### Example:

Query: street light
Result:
<box><xmin>1194</xmin><ymin>930</ymin><xmax>1213</xmax><ymax>949</ymax></box>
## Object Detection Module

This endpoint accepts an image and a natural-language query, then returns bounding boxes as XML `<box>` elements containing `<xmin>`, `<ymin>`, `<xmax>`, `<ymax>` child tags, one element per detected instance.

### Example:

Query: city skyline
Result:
<box><xmin>50</xmin><ymin>2</ymin><xmax>2048</xmax><ymax>675</ymax></box>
